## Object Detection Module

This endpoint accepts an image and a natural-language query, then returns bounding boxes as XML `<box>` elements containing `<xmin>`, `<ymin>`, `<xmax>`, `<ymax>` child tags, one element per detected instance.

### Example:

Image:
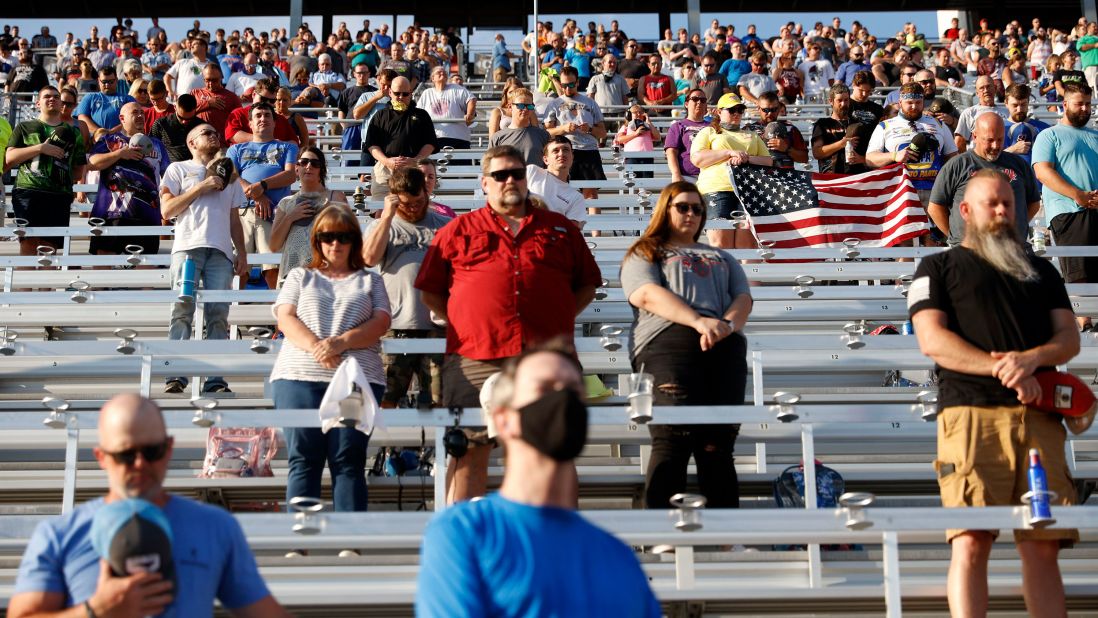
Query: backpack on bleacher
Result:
<box><xmin>773</xmin><ymin>462</ymin><xmax>858</xmax><ymax>551</ymax></box>
<box><xmin>199</xmin><ymin>427</ymin><xmax>279</xmax><ymax>478</ymax></box>
<box><xmin>772</xmin><ymin>461</ymin><xmax>845</xmax><ymax>509</ymax></box>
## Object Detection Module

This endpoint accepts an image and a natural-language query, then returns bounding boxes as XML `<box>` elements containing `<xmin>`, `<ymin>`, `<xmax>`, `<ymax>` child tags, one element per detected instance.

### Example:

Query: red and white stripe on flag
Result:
<box><xmin>729</xmin><ymin>163</ymin><xmax>929</xmax><ymax>248</ymax></box>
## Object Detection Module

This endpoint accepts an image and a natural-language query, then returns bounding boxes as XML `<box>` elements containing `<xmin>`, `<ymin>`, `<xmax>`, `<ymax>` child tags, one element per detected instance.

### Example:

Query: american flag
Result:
<box><xmin>728</xmin><ymin>163</ymin><xmax>929</xmax><ymax>248</ymax></box>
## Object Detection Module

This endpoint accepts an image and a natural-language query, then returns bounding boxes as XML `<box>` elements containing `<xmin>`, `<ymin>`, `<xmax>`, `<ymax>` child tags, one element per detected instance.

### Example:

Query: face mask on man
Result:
<box><xmin>518</xmin><ymin>388</ymin><xmax>588</xmax><ymax>461</ymax></box>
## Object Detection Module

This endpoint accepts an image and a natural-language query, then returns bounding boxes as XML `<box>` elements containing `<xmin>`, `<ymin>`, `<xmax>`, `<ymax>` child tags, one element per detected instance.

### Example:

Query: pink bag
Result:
<box><xmin>199</xmin><ymin>428</ymin><xmax>279</xmax><ymax>478</ymax></box>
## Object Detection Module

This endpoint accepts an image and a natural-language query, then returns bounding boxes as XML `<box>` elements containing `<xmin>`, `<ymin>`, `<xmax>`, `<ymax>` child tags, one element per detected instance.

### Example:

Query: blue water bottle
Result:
<box><xmin>1025</xmin><ymin>448</ymin><xmax>1055</xmax><ymax>528</ymax></box>
<box><xmin>178</xmin><ymin>255</ymin><xmax>196</xmax><ymax>302</ymax></box>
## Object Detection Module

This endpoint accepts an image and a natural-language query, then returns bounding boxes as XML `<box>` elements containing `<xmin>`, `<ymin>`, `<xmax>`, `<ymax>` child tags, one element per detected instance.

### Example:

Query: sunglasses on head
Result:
<box><xmin>488</xmin><ymin>167</ymin><xmax>526</xmax><ymax>182</ymax></box>
<box><xmin>513</xmin><ymin>102</ymin><xmax>536</xmax><ymax>110</ymax></box>
<box><xmin>672</xmin><ymin>202</ymin><xmax>705</xmax><ymax>216</ymax></box>
<box><xmin>102</xmin><ymin>440</ymin><xmax>170</xmax><ymax>465</ymax></box>
<box><xmin>317</xmin><ymin>230</ymin><xmax>357</xmax><ymax>244</ymax></box>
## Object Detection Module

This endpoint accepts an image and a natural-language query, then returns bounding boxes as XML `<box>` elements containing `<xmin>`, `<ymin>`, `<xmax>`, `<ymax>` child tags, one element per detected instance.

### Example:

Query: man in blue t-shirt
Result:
<box><xmin>1002</xmin><ymin>83</ymin><xmax>1050</xmax><ymax>165</ymax></box>
<box><xmin>227</xmin><ymin>102</ymin><xmax>297</xmax><ymax>288</ymax></box>
<box><xmin>75</xmin><ymin>66</ymin><xmax>137</xmax><ymax>134</ymax></box>
<box><xmin>1032</xmin><ymin>82</ymin><xmax>1098</xmax><ymax>329</ymax></box>
<box><xmin>10</xmin><ymin>394</ymin><xmax>290</xmax><ymax>618</ymax></box>
<box><xmin>718</xmin><ymin>41</ymin><xmax>751</xmax><ymax>89</ymax></box>
<box><xmin>416</xmin><ymin>343</ymin><xmax>661</xmax><ymax>618</ymax></box>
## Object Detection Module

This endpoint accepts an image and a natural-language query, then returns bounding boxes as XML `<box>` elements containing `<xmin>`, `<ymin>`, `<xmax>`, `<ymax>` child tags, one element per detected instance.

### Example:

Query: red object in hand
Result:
<box><xmin>1032</xmin><ymin>370</ymin><xmax>1096</xmax><ymax>435</ymax></box>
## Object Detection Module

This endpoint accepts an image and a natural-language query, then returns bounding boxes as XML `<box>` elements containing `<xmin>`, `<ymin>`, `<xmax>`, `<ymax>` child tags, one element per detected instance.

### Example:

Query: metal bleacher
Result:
<box><xmin>0</xmin><ymin>88</ymin><xmax>1096</xmax><ymax>617</ymax></box>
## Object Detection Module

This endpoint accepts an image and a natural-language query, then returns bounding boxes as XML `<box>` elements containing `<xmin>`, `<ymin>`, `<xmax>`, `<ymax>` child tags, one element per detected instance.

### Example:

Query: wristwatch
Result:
<box><xmin>260</xmin><ymin>179</ymin><xmax>269</xmax><ymax>191</ymax></box>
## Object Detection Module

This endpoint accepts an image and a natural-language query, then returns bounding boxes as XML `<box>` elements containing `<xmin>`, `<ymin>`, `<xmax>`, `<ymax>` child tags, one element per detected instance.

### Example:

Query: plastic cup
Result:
<box><xmin>625</xmin><ymin>372</ymin><xmax>654</xmax><ymax>423</ymax></box>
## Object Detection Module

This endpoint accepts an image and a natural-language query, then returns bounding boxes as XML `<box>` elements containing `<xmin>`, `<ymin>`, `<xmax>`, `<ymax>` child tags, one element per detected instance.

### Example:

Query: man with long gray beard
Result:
<box><xmin>1033</xmin><ymin>82</ymin><xmax>1098</xmax><ymax>331</ymax></box>
<box><xmin>909</xmin><ymin>169</ymin><xmax>1080</xmax><ymax>618</ymax></box>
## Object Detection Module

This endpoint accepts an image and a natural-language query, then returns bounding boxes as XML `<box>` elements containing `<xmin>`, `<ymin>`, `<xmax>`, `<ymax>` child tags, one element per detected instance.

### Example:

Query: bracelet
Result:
<box><xmin>260</xmin><ymin>180</ymin><xmax>269</xmax><ymax>192</ymax></box>
<box><xmin>85</xmin><ymin>600</ymin><xmax>97</xmax><ymax>618</ymax></box>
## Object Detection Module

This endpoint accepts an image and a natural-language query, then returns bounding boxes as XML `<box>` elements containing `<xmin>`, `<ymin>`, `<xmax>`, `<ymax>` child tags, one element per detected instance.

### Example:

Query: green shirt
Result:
<box><xmin>9</xmin><ymin>119</ymin><xmax>85</xmax><ymax>194</ymax></box>
<box><xmin>1080</xmin><ymin>35</ymin><xmax>1098</xmax><ymax>68</ymax></box>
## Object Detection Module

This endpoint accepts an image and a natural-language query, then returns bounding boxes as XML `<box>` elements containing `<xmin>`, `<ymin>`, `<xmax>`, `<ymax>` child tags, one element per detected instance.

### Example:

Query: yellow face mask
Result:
<box><xmin>391</xmin><ymin>100</ymin><xmax>407</xmax><ymax>112</ymax></box>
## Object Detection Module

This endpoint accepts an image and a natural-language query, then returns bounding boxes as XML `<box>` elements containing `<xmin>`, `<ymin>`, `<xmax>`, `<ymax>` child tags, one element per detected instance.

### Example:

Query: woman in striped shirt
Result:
<box><xmin>271</xmin><ymin>205</ymin><xmax>391</xmax><ymax>513</ymax></box>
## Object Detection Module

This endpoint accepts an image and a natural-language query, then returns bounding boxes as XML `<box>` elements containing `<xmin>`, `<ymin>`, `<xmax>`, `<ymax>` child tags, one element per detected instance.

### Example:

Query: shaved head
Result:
<box><xmin>98</xmin><ymin>393</ymin><xmax>166</xmax><ymax>452</ymax></box>
<box><xmin>390</xmin><ymin>76</ymin><xmax>411</xmax><ymax>93</ymax></box>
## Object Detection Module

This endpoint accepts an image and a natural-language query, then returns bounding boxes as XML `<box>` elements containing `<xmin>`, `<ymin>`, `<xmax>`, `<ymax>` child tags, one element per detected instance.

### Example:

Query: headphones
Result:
<box><xmin>442</xmin><ymin>407</ymin><xmax>469</xmax><ymax>459</ymax></box>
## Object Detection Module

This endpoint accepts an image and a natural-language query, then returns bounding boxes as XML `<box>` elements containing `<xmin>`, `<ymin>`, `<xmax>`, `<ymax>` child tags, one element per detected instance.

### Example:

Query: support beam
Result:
<box><xmin>686</xmin><ymin>0</ymin><xmax>701</xmax><ymax>48</ymax></box>
<box><xmin>289</xmin><ymin>0</ymin><xmax>304</xmax><ymax>39</ymax></box>
<box><xmin>1086</xmin><ymin>0</ymin><xmax>1098</xmax><ymax>25</ymax></box>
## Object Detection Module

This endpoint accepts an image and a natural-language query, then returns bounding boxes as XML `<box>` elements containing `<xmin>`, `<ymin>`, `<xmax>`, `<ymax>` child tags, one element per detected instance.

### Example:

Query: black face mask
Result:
<box><xmin>518</xmin><ymin>388</ymin><xmax>588</xmax><ymax>461</ymax></box>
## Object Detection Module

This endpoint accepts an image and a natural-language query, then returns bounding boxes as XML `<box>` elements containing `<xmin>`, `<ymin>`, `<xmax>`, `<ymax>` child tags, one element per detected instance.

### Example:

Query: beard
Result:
<box><xmin>1066</xmin><ymin>107</ymin><xmax>1091</xmax><ymax>128</ymax></box>
<box><xmin>501</xmin><ymin>186</ymin><xmax>526</xmax><ymax>206</ymax></box>
<box><xmin>966</xmin><ymin>218</ymin><xmax>1038</xmax><ymax>282</ymax></box>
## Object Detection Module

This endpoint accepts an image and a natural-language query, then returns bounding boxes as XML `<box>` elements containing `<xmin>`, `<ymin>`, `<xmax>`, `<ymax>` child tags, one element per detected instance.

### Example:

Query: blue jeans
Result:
<box><xmin>167</xmin><ymin>248</ymin><xmax>233</xmax><ymax>390</ymax></box>
<box><xmin>274</xmin><ymin>379</ymin><xmax>386</xmax><ymax>512</ymax></box>
<box><xmin>704</xmin><ymin>190</ymin><xmax>743</xmax><ymax>220</ymax></box>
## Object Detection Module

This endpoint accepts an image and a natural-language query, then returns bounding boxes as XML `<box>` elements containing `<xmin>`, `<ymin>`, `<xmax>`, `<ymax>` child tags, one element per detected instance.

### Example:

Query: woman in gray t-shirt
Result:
<box><xmin>269</xmin><ymin>146</ymin><xmax>349</xmax><ymax>287</ymax></box>
<box><xmin>619</xmin><ymin>181</ymin><xmax>753</xmax><ymax>510</ymax></box>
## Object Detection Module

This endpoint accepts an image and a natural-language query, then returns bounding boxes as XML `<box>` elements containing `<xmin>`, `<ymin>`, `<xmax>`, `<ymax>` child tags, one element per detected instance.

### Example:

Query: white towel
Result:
<box><xmin>318</xmin><ymin>356</ymin><xmax>383</xmax><ymax>435</ymax></box>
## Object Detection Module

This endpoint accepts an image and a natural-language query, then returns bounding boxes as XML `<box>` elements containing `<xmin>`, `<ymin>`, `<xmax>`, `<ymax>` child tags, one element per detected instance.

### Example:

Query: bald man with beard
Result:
<box><xmin>10</xmin><ymin>395</ymin><xmax>291</xmax><ymax>618</ymax></box>
<box><xmin>910</xmin><ymin>169</ymin><xmax>1079</xmax><ymax>618</ymax></box>
<box><xmin>364</xmin><ymin>75</ymin><xmax>439</xmax><ymax>200</ymax></box>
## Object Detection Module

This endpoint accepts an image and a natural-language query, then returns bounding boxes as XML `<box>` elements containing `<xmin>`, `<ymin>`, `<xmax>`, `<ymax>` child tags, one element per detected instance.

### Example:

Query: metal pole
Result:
<box><xmin>801</xmin><ymin>423</ymin><xmax>822</xmax><ymax>588</ymax></box>
<box><xmin>882</xmin><ymin>531</ymin><xmax>903</xmax><ymax>617</ymax></box>
<box><xmin>289</xmin><ymin>0</ymin><xmax>303</xmax><ymax>39</ymax></box>
<box><xmin>530</xmin><ymin>0</ymin><xmax>539</xmax><ymax>89</ymax></box>
<box><xmin>434</xmin><ymin>431</ymin><xmax>446</xmax><ymax>511</ymax></box>
<box><xmin>62</xmin><ymin>422</ymin><xmax>78</xmax><ymax>514</ymax></box>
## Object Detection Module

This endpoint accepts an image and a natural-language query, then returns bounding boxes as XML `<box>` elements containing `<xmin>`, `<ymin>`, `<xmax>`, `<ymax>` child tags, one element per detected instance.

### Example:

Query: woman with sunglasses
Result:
<box><xmin>673</xmin><ymin>62</ymin><xmax>697</xmax><ymax>105</ymax></box>
<box><xmin>128</xmin><ymin>78</ymin><xmax>151</xmax><ymax>108</ymax></box>
<box><xmin>620</xmin><ymin>181</ymin><xmax>753</xmax><ymax>511</ymax></box>
<box><xmin>689</xmin><ymin>92</ymin><xmax>772</xmax><ymax>249</ymax></box>
<box><xmin>488</xmin><ymin>76</ymin><xmax>523</xmax><ymax>137</ymax></box>
<box><xmin>272</xmin><ymin>205</ymin><xmax>390</xmax><ymax>516</ymax></box>
<box><xmin>270</xmin><ymin>147</ymin><xmax>348</xmax><ymax>286</ymax></box>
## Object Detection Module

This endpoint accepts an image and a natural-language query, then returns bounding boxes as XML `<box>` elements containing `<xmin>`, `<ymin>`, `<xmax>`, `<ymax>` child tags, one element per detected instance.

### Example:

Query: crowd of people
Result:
<box><xmin>0</xmin><ymin>12</ymin><xmax>1095</xmax><ymax>618</ymax></box>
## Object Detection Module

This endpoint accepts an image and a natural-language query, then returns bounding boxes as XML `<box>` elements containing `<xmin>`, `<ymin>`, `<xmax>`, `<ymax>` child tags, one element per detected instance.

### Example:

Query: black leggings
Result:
<box><xmin>634</xmin><ymin>323</ymin><xmax>747</xmax><ymax>509</ymax></box>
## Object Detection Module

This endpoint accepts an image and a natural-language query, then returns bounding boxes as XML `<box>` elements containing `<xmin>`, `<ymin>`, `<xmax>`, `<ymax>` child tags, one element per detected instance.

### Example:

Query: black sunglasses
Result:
<box><xmin>759</xmin><ymin>107</ymin><xmax>779</xmax><ymax>114</ymax></box>
<box><xmin>317</xmin><ymin>230</ymin><xmax>357</xmax><ymax>244</ymax></box>
<box><xmin>672</xmin><ymin>202</ymin><xmax>705</xmax><ymax>216</ymax></box>
<box><xmin>102</xmin><ymin>440</ymin><xmax>170</xmax><ymax>466</ymax></box>
<box><xmin>559</xmin><ymin>81</ymin><xmax>578</xmax><ymax>89</ymax></box>
<box><xmin>488</xmin><ymin>168</ymin><xmax>526</xmax><ymax>182</ymax></box>
<box><xmin>297</xmin><ymin>158</ymin><xmax>322</xmax><ymax>167</ymax></box>
<box><xmin>391</xmin><ymin>91</ymin><xmax>412</xmax><ymax>97</ymax></box>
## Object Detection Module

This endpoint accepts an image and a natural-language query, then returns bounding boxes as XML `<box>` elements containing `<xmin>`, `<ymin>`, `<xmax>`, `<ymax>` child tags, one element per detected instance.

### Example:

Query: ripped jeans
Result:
<box><xmin>635</xmin><ymin>323</ymin><xmax>747</xmax><ymax>509</ymax></box>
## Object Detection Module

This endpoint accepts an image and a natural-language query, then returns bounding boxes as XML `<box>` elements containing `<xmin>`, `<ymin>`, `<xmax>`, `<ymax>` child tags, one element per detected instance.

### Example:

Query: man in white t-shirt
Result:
<box><xmin>797</xmin><ymin>42</ymin><xmax>835</xmax><ymax>101</ymax></box>
<box><xmin>165</xmin><ymin>37</ymin><xmax>213</xmax><ymax>100</ymax></box>
<box><xmin>527</xmin><ymin>136</ymin><xmax>587</xmax><ymax>228</ymax></box>
<box><xmin>159</xmin><ymin>123</ymin><xmax>249</xmax><ymax>394</ymax></box>
<box><xmin>954</xmin><ymin>75</ymin><xmax>1009</xmax><ymax>152</ymax></box>
<box><xmin>416</xmin><ymin>65</ymin><xmax>477</xmax><ymax>149</ymax></box>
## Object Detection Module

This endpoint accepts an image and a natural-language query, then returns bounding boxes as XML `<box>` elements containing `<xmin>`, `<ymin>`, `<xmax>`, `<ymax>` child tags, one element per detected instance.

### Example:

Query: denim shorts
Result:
<box><xmin>704</xmin><ymin>191</ymin><xmax>742</xmax><ymax>220</ymax></box>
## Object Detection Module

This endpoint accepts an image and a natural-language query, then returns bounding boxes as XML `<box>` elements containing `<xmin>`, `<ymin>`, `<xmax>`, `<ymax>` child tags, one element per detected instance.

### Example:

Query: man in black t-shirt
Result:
<box><xmin>909</xmin><ymin>169</ymin><xmax>1078</xmax><ymax>618</ymax></box>
<box><xmin>150</xmin><ymin>94</ymin><xmax>200</xmax><ymax>163</ymax></box>
<box><xmin>811</xmin><ymin>83</ymin><xmax>866</xmax><ymax>174</ymax></box>
<box><xmin>1053</xmin><ymin>50</ymin><xmax>1086</xmax><ymax>99</ymax></box>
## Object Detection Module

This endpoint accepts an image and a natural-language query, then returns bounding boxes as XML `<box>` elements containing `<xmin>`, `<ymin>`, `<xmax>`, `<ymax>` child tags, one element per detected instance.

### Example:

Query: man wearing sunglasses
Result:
<box><xmin>10</xmin><ymin>394</ymin><xmax>292</xmax><ymax>617</ymax></box>
<box><xmin>544</xmin><ymin>66</ymin><xmax>607</xmax><ymax>200</ymax></box>
<box><xmin>150</xmin><ymin>93</ymin><xmax>201</xmax><ymax>163</ymax></box>
<box><xmin>74</xmin><ymin>66</ymin><xmax>135</xmax><ymax>135</ymax></box>
<box><xmin>192</xmin><ymin>64</ymin><xmax>242</xmax><ymax>136</ymax></box>
<box><xmin>835</xmin><ymin>45</ymin><xmax>870</xmax><ymax>86</ymax></box>
<box><xmin>488</xmin><ymin>87</ymin><xmax>550</xmax><ymax>166</ymax></box>
<box><xmin>416</xmin><ymin>145</ymin><xmax>601</xmax><ymax>503</ymax></box>
<box><xmin>364</xmin><ymin>75</ymin><xmax>439</xmax><ymax>200</ymax></box>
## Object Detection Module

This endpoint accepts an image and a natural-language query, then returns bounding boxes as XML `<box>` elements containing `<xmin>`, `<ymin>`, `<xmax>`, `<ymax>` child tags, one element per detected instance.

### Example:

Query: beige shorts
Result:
<box><xmin>238</xmin><ymin>207</ymin><xmax>277</xmax><ymax>271</ymax></box>
<box><xmin>371</xmin><ymin>162</ymin><xmax>393</xmax><ymax>200</ymax></box>
<box><xmin>935</xmin><ymin>405</ymin><xmax>1078</xmax><ymax>546</ymax></box>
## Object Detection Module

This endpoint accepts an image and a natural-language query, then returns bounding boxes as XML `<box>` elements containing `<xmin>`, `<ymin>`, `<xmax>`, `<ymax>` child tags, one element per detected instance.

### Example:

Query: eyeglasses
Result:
<box><xmin>514</xmin><ymin>102</ymin><xmax>536</xmax><ymax>110</ymax></box>
<box><xmin>317</xmin><ymin>230</ymin><xmax>357</xmax><ymax>244</ymax></box>
<box><xmin>391</xmin><ymin>91</ymin><xmax>412</xmax><ymax>97</ymax></box>
<box><xmin>102</xmin><ymin>440</ymin><xmax>170</xmax><ymax>466</ymax></box>
<box><xmin>297</xmin><ymin>158</ymin><xmax>321</xmax><ymax>167</ymax></box>
<box><xmin>487</xmin><ymin>167</ymin><xmax>526</xmax><ymax>182</ymax></box>
<box><xmin>917</xmin><ymin>79</ymin><xmax>934</xmax><ymax>85</ymax></box>
<box><xmin>759</xmin><ymin>107</ymin><xmax>779</xmax><ymax>114</ymax></box>
<box><xmin>672</xmin><ymin>202</ymin><xmax>705</xmax><ymax>216</ymax></box>
<box><xmin>686</xmin><ymin>96</ymin><xmax>707</xmax><ymax>102</ymax></box>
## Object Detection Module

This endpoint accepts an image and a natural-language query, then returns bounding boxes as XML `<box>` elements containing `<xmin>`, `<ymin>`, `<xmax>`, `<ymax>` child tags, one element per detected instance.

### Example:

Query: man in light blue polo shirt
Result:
<box><xmin>9</xmin><ymin>394</ymin><xmax>291</xmax><ymax>618</ymax></box>
<box><xmin>1033</xmin><ymin>82</ymin><xmax>1098</xmax><ymax>330</ymax></box>
<box><xmin>75</xmin><ymin>66</ymin><xmax>136</xmax><ymax>134</ymax></box>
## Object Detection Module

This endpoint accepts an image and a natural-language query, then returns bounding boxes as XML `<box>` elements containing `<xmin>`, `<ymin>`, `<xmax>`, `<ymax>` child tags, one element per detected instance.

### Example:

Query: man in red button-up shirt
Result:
<box><xmin>415</xmin><ymin>145</ymin><xmax>601</xmax><ymax>503</ymax></box>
